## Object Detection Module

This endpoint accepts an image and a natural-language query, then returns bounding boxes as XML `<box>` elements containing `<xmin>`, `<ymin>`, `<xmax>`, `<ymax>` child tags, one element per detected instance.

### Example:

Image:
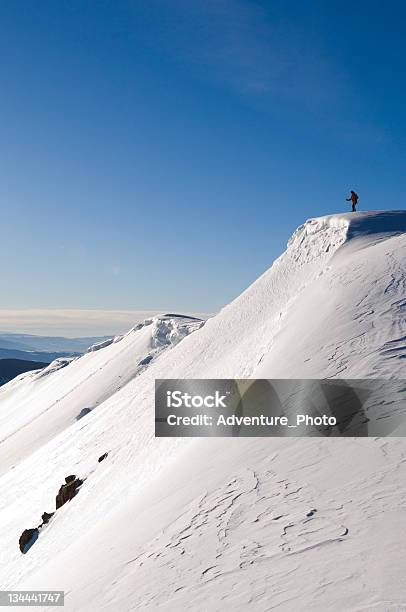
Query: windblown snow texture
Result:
<box><xmin>0</xmin><ymin>211</ymin><xmax>405</xmax><ymax>611</ymax></box>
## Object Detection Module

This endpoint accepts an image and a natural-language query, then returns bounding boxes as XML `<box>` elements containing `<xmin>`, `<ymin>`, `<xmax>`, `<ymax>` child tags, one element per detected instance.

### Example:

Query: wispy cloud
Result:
<box><xmin>148</xmin><ymin>0</ymin><xmax>346</xmax><ymax>110</ymax></box>
<box><xmin>137</xmin><ymin>0</ymin><xmax>390</xmax><ymax>144</ymax></box>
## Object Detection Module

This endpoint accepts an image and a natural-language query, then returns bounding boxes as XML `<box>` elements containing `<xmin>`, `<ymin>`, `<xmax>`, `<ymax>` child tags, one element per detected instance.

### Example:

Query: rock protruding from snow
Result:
<box><xmin>55</xmin><ymin>476</ymin><xmax>84</xmax><ymax>510</ymax></box>
<box><xmin>40</xmin><ymin>512</ymin><xmax>54</xmax><ymax>525</ymax></box>
<box><xmin>76</xmin><ymin>407</ymin><xmax>93</xmax><ymax>420</ymax></box>
<box><xmin>18</xmin><ymin>528</ymin><xmax>39</xmax><ymax>554</ymax></box>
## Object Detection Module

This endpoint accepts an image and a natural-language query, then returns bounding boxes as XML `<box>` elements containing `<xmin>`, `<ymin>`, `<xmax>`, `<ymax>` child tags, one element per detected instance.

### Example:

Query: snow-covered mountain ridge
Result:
<box><xmin>0</xmin><ymin>314</ymin><xmax>203</xmax><ymax>474</ymax></box>
<box><xmin>0</xmin><ymin>211</ymin><xmax>405</xmax><ymax>611</ymax></box>
<box><xmin>148</xmin><ymin>210</ymin><xmax>406</xmax><ymax>379</ymax></box>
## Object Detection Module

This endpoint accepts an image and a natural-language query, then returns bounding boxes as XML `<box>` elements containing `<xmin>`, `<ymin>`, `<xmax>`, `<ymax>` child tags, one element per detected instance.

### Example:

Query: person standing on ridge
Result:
<box><xmin>346</xmin><ymin>190</ymin><xmax>359</xmax><ymax>212</ymax></box>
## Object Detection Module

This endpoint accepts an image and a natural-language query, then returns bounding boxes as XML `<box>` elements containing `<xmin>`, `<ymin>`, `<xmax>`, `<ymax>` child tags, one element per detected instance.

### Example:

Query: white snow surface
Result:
<box><xmin>0</xmin><ymin>211</ymin><xmax>405</xmax><ymax>611</ymax></box>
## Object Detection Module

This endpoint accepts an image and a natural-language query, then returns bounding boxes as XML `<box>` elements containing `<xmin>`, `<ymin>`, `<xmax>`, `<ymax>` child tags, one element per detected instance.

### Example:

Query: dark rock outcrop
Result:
<box><xmin>41</xmin><ymin>511</ymin><xmax>54</xmax><ymax>525</ymax></box>
<box><xmin>55</xmin><ymin>475</ymin><xmax>83</xmax><ymax>509</ymax></box>
<box><xmin>19</xmin><ymin>474</ymin><xmax>86</xmax><ymax>552</ymax></box>
<box><xmin>98</xmin><ymin>452</ymin><xmax>108</xmax><ymax>463</ymax></box>
<box><xmin>19</xmin><ymin>528</ymin><xmax>39</xmax><ymax>554</ymax></box>
<box><xmin>76</xmin><ymin>407</ymin><xmax>93</xmax><ymax>420</ymax></box>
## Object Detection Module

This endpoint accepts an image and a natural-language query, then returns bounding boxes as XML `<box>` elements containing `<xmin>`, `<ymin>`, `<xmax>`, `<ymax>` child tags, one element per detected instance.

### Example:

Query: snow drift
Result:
<box><xmin>0</xmin><ymin>211</ymin><xmax>405</xmax><ymax>611</ymax></box>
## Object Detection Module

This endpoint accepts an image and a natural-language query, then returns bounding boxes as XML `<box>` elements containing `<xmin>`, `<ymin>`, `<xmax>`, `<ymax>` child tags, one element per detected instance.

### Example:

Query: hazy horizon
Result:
<box><xmin>0</xmin><ymin>309</ymin><xmax>211</xmax><ymax>338</ymax></box>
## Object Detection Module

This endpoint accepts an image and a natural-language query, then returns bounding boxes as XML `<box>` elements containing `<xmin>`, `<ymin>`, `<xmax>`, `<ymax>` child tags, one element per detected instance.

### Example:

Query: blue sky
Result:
<box><xmin>1</xmin><ymin>0</ymin><xmax>405</xmax><ymax>323</ymax></box>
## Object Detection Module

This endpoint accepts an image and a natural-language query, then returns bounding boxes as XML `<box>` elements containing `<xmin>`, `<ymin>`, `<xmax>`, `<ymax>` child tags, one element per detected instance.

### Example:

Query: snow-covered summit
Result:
<box><xmin>0</xmin><ymin>211</ymin><xmax>405</xmax><ymax>611</ymax></box>
<box><xmin>149</xmin><ymin>209</ymin><xmax>406</xmax><ymax>380</ymax></box>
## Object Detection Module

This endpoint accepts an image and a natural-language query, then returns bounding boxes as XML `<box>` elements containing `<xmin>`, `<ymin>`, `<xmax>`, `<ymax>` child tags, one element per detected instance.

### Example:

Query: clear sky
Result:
<box><xmin>1</xmin><ymin>0</ymin><xmax>405</xmax><ymax>320</ymax></box>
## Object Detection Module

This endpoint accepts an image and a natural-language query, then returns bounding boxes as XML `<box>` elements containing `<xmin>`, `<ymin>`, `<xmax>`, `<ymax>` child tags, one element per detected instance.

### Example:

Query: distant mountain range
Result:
<box><xmin>0</xmin><ymin>347</ymin><xmax>80</xmax><ymax>363</ymax></box>
<box><xmin>0</xmin><ymin>359</ymin><xmax>50</xmax><ymax>386</ymax></box>
<box><xmin>0</xmin><ymin>333</ymin><xmax>111</xmax><ymax>354</ymax></box>
<box><xmin>0</xmin><ymin>333</ymin><xmax>112</xmax><ymax>386</ymax></box>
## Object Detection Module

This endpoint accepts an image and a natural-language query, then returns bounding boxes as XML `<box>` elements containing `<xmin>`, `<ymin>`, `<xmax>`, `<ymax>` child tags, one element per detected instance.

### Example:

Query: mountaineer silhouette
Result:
<box><xmin>346</xmin><ymin>190</ymin><xmax>359</xmax><ymax>212</ymax></box>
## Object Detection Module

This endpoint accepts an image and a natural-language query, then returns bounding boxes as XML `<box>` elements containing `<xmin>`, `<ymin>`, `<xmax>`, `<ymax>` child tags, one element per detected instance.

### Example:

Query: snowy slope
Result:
<box><xmin>0</xmin><ymin>315</ymin><xmax>203</xmax><ymax>474</ymax></box>
<box><xmin>0</xmin><ymin>211</ymin><xmax>405</xmax><ymax>612</ymax></box>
